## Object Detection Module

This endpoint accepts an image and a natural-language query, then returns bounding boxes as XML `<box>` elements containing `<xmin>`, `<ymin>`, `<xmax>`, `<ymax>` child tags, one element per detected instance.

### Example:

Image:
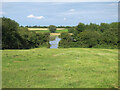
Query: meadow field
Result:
<box><xmin>2</xmin><ymin>48</ymin><xmax>118</xmax><ymax>88</ymax></box>
<box><xmin>28</xmin><ymin>28</ymin><xmax>68</xmax><ymax>33</ymax></box>
<box><xmin>28</xmin><ymin>28</ymin><xmax>66</xmax><ymax>31</ymax></box>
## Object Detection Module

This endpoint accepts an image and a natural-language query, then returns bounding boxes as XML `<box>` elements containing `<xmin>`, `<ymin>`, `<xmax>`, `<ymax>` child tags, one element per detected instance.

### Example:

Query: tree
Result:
<box><xmin>2</xmin><ymin>17</ymin><xmax>50</xmax><ymax>49</ymax></box>
<box><xmin>48</xmin><ymin>25</ymin><xmax>56</xmax><ymax>33</ymax></box>
<box><xmin>68</xmin><ymin>27</ymin><xmax>75</xmax><ymax>33</ymax></box>
<box><xmin>73</xmin><ymin>23</ymin><xmax>85</xmax><ymax>35</ymax></box>
<box><xmin>100</xmin><ymin>28</ymin><xmax>118</xmax><ymax>47</ymax></box>
<box><xmin>76</xmin><ymin>30</ymin><xmax>100</xmax><ymax>48</ymax></box>
<box><xmin>2</xmin><ymin>17</ymin><xmax>20</xmax><ymax>49</ymax></box>
<box><xmin>86</xmin><ymin>23</ymin><xmax>99</xmax><ymax>31</ymax></box>
<box><xmin>99</xmin><ymin>23</ymin><xmax>110</xmax><ymax>32</ymax></box>
<box><xmin>76</xmin><ymin>23</ymin><xmax>85</xmax><ymax>32</ymax></box>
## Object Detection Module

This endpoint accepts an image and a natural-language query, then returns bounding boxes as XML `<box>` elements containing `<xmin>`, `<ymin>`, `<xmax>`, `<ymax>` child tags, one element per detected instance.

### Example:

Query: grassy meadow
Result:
<box><xmin>2</xmin><ymin>48</ymin><xmax>118</xmax><ymax>88</ymax></box>
<box><xmin>28</xmin><ymin>28</ymin><xmax>68</xmax><ymax>33</ymax></box>
<box><xmin>28</xmin><ymin>28</ymin><xmax>66</xmax><ymax>31</ymax></box>
<box><xmin>31</xmin><ymin>29</ymin><xmax>68</xmax><ymax>33</ymax></box>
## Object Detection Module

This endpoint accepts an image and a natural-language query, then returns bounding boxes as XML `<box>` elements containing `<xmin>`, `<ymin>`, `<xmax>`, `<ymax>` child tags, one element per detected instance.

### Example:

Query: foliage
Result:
<box><xmin>74</xmin><ymin>23</ymin><xmax>86</xmax><ymax>35</ymax></box>
<box><xmin>85</xmin><ymin>23</ymin><xmax>100</xmax><ymax>31</ymax></box>
<box><xmin>68</xmin><ymin>27</ymin><xmax>75</xmax><ymax>33</ymax></box>
<box><xmin>48</xmin><ymin>25</ymin><xmax>56</xmax><ymax>33</ymax></box>
<box><xmin>59</xmin><ymin>32</ymin><xmax>73</xmax><ymax>48</ymax></box>
<box><xmin>76</xmin><ymin>30</ymin><xmax>101</xmax><ymax>48</ymax></box>
<box><xmin>2</xmin><ymin>17</ymin><xmax>50</xmax><ymax>49</ymax></box>
<box><xmin>2</xmin><ymin>17</ymin><xmax>119</xmax><ymax>49</ymax></box>
<box><xmin>60</xmin><ymin>22</ymin><xmax>118</xmax><ymax>49</ymax></box>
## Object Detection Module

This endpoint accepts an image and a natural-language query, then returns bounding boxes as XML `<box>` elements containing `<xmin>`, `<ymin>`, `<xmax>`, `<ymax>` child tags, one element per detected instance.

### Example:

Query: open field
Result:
<box><xmin>50</xmin><ymin>33</ymin><xmax>73</xmax><ymax>36</ymax></box>
<box><xmin>33</xmin><ymin>30</ymin><xmax>50</xmax><ymax>33</ymax></box>
<box><xmin>2</xmin><ymin>48</ymin><xmax>118</xmax><ymax>88</ymax></box>
<box><xmin>33</xmin><ymin>29</ymin><xmax>68</xmax><ymax>33</ymax></box>
<box><xmin>56</xmin><ymin>29</ymin><xmax>68</xmax><ymax>33</ymax></box>
<box><xmin>28</xmin><ymin>28</ymin><xmax>66</xmax><ymax>31</ymax></box>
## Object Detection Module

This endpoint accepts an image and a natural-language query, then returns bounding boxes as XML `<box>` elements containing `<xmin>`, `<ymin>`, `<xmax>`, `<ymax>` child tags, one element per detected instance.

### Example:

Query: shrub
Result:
<box><xmin>48</xmin><ymin>25</ymin><xmax>56</xmax><ymax>33</ymax></box>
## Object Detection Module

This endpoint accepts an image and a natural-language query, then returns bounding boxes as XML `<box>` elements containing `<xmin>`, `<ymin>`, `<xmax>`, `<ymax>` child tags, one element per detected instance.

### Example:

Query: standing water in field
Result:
<box><xmin>49</xmin><ymin>36</ymin><xmax>61</xmax><ymax>48</ymax></box>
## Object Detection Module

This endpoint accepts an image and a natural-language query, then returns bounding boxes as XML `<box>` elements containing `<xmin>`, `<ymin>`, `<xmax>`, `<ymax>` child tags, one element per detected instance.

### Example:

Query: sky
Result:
<box><xmin>2</xmin><ymin>0</ymin><xmax>119</xmax><ymax>2</ymax></box>
<box><xmin>1</xmin><ymin>2</ymin><xmax>118</xmax><ymax>26</ymax></box>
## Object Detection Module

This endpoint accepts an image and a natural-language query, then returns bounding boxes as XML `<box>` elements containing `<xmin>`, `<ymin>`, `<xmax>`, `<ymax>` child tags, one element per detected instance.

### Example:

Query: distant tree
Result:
<box><xmin>68</xmin><ymin>27</ymin><xmax>75</xmax><ymax>33</ymax></box>
<box><xmin>48</xmin><ymin>25</ymin><xmax>56</xmax><ymax>33</ymax></box>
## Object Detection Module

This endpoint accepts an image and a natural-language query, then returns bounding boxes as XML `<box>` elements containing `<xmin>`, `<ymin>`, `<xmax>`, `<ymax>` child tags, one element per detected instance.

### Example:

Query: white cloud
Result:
<box><xmin>27</xmin><ymin>14</ymin><xmax>34</xmax><ymax>18</ymax></box>
<box><xmin>64</xmin><ymin>18</ymin><xmax>66</xmax><ymax>20</ymax></box>
<box><xmin>36</xmin><ymin>16</ymin><xmax>44</xmax><ymax>19</ymax></box>
<box><xmin>69</xmin><ymin>9</ymin><xmax>75</xmax><ymax>12</ymax></box>
<box><xmin>27</xmin><ymin>14</ymin><xmax>45</xmax><ymax>19</ymax></box>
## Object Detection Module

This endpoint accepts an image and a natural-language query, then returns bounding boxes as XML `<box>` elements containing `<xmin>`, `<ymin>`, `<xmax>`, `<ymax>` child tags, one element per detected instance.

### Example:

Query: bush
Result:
<box><xmin>48</xmin><ymin>25</ymin><xmax>56</xmax><ymax>33</ymax></box>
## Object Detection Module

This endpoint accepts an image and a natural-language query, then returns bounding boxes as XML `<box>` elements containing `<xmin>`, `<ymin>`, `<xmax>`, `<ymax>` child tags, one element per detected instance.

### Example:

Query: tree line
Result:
<box><xmin>1</xmin><ymin>17</ymin><xmax>119</xmax><ymax>49</ymax></box>
<box><xmin>2</xmin><ymin>17</ymin><xmax>50</xmax><ymax>49</ymax></box>
<box><xmin>26</xmin><ymin>25</ymin><xmax>74</xmax><ymax>28</ymax></box>
<box><xmin>59</xmin><ymin>22</ymin><xmax>119</xmax><ymax>49</ymax></box>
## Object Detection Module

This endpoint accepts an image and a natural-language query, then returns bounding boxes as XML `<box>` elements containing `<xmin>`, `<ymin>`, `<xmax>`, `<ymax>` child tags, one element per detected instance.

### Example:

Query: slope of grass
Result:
<box><xmin>2</xmin><ymin>48</ymin><xmax>118</xmax><ymax>88</ymax></box>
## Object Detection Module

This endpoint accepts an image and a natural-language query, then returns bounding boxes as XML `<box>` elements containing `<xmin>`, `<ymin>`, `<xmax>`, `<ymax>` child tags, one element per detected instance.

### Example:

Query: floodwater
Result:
<box><xmin>49</xmin><ymin>36</ymin><xmax>61</xmax><ymax>48</ymax></box>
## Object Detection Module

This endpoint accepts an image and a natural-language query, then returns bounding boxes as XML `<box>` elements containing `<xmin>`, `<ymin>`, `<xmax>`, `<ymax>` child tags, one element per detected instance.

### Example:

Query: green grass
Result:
<box><xmin>2</xmin><ymin>48</ymin><xmax>118</xmax><ymax>88</ymax></box>
<box><xmin>32</xmin><ymin>30</ymin><xmax>50</xmax><ymax>33</ymax></box>
<box><xmin>32</xmin><ymin>29</ymin><xmax>68</xmax><ymax>33</ymax></box>
<box><xmin>56</xmin><ymin>29</ymin><xmax>68</xmax><ymax>33</ymax></box>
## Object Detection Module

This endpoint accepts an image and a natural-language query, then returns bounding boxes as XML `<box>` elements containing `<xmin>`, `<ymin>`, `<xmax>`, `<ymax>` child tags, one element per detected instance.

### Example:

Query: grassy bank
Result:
<box><xmin>2</xmin><ymin>48</ymin><xmax>118</xmax><ymax>88</ymax></box>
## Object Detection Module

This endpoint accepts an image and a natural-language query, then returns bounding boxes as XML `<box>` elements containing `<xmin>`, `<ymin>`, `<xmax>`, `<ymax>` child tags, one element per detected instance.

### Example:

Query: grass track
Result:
<box><xmin>2</xmin><ymin>48</ymin><xmax>118</xmax><ymax>88</ymax></box>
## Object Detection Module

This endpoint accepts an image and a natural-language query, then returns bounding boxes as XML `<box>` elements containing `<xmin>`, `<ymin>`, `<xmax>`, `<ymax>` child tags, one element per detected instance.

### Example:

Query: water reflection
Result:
<box><xmin>49</xmin><ymin>36</ymin><xmax>61</xmax><ymax>48</ymax></box>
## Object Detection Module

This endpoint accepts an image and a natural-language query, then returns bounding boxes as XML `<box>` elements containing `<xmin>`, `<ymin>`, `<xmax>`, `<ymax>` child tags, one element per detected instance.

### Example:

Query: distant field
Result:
<box><xmin>56</xmin><ymin>29</ymin><xmax>68</xmax><ymax>33</ymax></box>
<box><xmin>28</xmin><ymin>28</ymin><xmax>48</xmax><ymax>30</ymax></box>
<box><xmin>2</xmin><ymin>48</ymin><xmax>118</xmax><ymax>88</ymax></box>
<box><xmin>34</xmin><ymin>30</ymin><xmax>50</xmax><ymax>33</ymax></box>
<box><xmin>28</xmin><ymin>28</ymin><xmax>66</xmax><ymax>31</ymax></box>
<box><xmin>50</xmin><ymin>33</ymin><xmax>73</xmax><ymax>36</ymax></box>
<box><xmin>31</xmin><ymin>29</ymin><xmax>68</xmax><ymax>33</ymax></box>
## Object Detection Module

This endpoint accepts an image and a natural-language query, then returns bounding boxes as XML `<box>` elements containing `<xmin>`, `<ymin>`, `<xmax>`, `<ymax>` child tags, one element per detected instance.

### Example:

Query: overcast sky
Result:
<box><xmin>1</xmin><ymin>2</ymin><xmax>118</xmax><ymax>26</ymax></box>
